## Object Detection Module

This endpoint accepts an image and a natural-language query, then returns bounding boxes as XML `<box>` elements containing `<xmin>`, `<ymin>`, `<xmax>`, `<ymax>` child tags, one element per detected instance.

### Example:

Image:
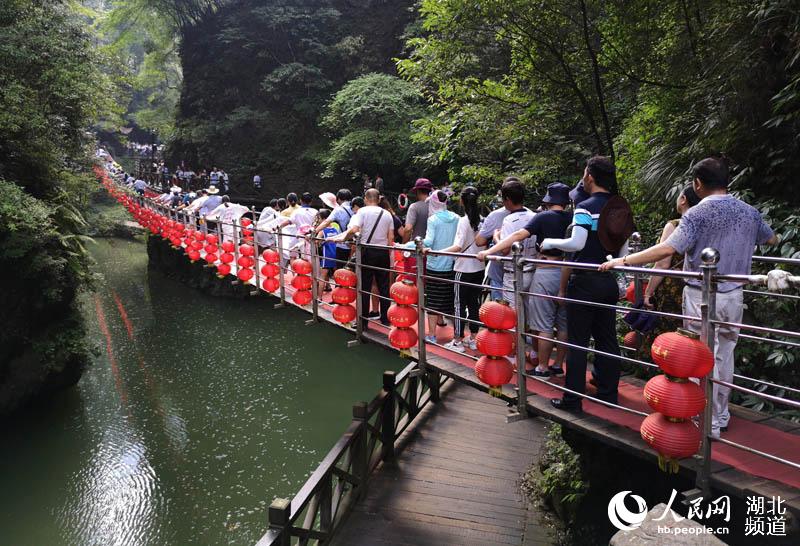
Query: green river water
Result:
<box><xmin>0</xmin><ymin>237</ymin><xmax>403</xmax><ymax>546</ymax></box>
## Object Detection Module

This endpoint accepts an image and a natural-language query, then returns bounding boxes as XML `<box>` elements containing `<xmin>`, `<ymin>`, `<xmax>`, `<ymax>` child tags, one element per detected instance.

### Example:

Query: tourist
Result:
<box><xmin>276</xmin><ymin>192</ymin><xmax>317</xmax><ymax>260</ymax></box>
<box><xmin>282</xmin><ymin>192</ymin><xmax>300</xmax><ymax>217</ymax></box>
<box><xmin>478</xmin><ymin>182</ymin><xmax>573</xmax><ymax>377</ymax></box>
<box><xmin>438</xmin><ymin>187</ymin><xmax>486</xmax><ymax>352</ymax></box>
<box><xmin>256</xmin><ymin>198</ymin><xmax>281</xmax><ymax>248</ymax></box>
<box><xmin>331</xmin><ymin>189</ymin><xmax>394</xmax><ymax>327</ymax></box>
<box><xmin>542</xmin><ymin>156</ymin><xmax>634</xmax><ymax>410</ymax></box>
<box><xmin>374</xmin><ymin>174</ymin><xmax>385</xmax><ymax>194</ymax></box>
<box><xmin>133</xmin><ymin>177</ymin><xmax>147</xmax><ymax>196</ymax></box>
<box><xmin>253</xmin><ymin>174</ymin><xmax>262</xmax><ymax>190</ymax></box>
<box><xmin>475</xmin><ymin>177</ymin><xmax>523</xmax><ymax>300</ymax></box>
<box><xmin>640</xmin><ymin>184</ymin><xmax>701</xmax><ymax>312</ymax></box>
<box><xmin>315</xmin><ymin>189</ymin><xmax>354</xmax><ymax>270</ymax></box>
<box><xmin>209</xmin><ymin>196</ymin><xmax>249</xmax><ymax>241</ymax></box>
<box><xmin>168</xmin><ymin>186</ymin><xmax>182</xmax><ymax>208</ymax></box>
<box><xmin>402</xmin><ymin>190</ymin><xmax>459</xmax><ymax>343</ymax></box>
<box><xmin>200</xmin><ymin>187</ymin><xmax>223</xmax><ymax>233</ymax></box>
<box><xmin>362</xmin><ymin>173</ymin><xmax>373</xmax><ymax>194</ymax></box>
<box><xmin>600</xmin><ymin>156</ymin><xmax>778</xmax><ymax>436</ymax></box>
<box><xmin>221</xmin><ymin>170</ymin><xmax>230</xmax><ymax>193</ymax></box>
<box><xmin>350</xmin><ymin>196</ymin><xmax>364</xmax><ymax>217</ymax></box>
<box><xmin>316</xmin><ymin>209</ymin><xmax>340</xmax><ymax>292</ymax></box>
<box><xmin>401</xmin><ymin>178</ymin><xmax>432</xmax><ymax>243</ymax></box>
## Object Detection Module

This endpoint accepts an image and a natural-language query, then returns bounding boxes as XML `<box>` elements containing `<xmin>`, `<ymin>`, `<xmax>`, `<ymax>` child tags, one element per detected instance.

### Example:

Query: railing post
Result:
<box><xmin>630</xmin><ymin>232</ymin><xmax>643</xmax><ymax>302</ymax></box>
<box><xmin>275</xmin><ymin>225</ymin><xmax>286</xmax><ymax>308</ymax></box>
<box><xmin>307</xmin><ymin>234</ymin><xmax>320</xmax><ymax>324</ymax></box>
<box><xmin>251</xmin><ymin>216</ymin><xmax>261</xmax><ymax>297</ymax></box>
<box><xmin>510</xmin><ymin>242</ymin><xmax>528</xmax><ymax>420</ymax></box>
<box><xmin>351</xmin><ymin>402</ymin><xmax>368</xmax><ymax>497</ymax></box>
<box><xmin>352</xmin><ymin>234</ymin><xmax>364</xmax><ymax>341</ymax></box>
<box><xmin>268</xmin><ymin>498</ymin><xmax>291</xmax><ymax>546</ymax></box>
<box><xmin>381</xmin><ymin>371</ymin><xmax>396</xmax><ymax>461</ymax></box>
<box><xmin>696</xmin><ymin>247</ymin><xmax>719</xmax><ymax>497</ymax></box>
<box><xmin>231</xmin><ymin>217</ymin><xmax>241</xmax><ymax>286</ymax></box>
<box><xmin>319</xmin><ymin>473</ymin><xmax>332</xmax><ymax>535</ymax></box>
<box><xmin>414</xmin><ymin>237</ymin><xmax>427</xmax><ymax>370</ymax></box>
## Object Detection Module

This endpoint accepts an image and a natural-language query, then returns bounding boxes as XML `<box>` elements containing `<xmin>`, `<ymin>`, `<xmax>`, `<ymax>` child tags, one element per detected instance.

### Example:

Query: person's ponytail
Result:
<box><xmin>461</xmin><ymin>186</ymin><xmax>480</xmax><ymax>230</ymax></box>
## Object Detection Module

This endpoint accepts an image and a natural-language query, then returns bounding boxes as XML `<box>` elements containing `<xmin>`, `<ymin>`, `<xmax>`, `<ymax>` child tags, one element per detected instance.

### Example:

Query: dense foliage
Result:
<box><xmin>0</xmin><ymin>0</ymin><xmax>111</xmax><ymax>414</ymax></box>
<box><xmin>320</xmin><ymin>73</ymin><xmax>430</xmax><ymax>186</ymax></box>
<box><xmin>167</xmin><ymin>0</ymin><xmax>415</xmax><ymax>194</ymax></box>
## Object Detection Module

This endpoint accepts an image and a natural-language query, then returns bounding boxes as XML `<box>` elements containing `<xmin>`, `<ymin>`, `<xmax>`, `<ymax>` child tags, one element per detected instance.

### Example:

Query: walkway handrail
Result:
<box><xmin>255</xmin><ymin>363</ymin><xmax>448</xmax><ymax>546</ymax></box>
<box><xmin>104</xmin><ymin>175</ymin><xmax>800</xmax><ymax>533</ymax></box>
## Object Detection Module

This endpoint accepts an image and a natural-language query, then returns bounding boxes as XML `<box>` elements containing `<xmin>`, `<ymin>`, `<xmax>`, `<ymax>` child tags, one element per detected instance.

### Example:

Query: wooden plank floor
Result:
<box><xmin>331</xmin><ymin>382</ymin><xmax>555</xmax><ymax>546</ymax></box>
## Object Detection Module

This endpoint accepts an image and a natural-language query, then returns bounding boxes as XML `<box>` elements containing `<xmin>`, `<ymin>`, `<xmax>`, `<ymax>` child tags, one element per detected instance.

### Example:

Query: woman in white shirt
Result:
<box><xmin>437</xmin><ymin>187</ymin><xmax>486</xmax><ymax>352</ymax></box>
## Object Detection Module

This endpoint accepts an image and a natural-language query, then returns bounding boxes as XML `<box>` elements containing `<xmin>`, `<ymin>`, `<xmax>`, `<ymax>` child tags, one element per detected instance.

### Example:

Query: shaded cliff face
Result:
<box><xmin>168</xmin><ymin>0</ymin><xmax>415</xmax><ymax>198</ymax></box>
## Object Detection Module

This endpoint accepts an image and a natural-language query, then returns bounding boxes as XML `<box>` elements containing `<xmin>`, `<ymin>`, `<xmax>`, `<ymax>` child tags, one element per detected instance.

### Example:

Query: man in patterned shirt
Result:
<box><xmin>601</xmin><ymin>156</ymin><xmax>778</xmax><ymax>438</ymax></box>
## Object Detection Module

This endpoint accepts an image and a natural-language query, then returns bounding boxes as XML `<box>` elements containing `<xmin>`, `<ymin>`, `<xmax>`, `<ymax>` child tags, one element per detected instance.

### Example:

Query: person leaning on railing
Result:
<box><xmin>477</xmin><ymin>182</ymin><xmax>573</xmax><ymax>378</ymax></box>
<box><xmin>600</xmin><ymin>155</ymin><xmax>779</xmax><ymax>439</ymax></box>
<box><xmin>330</xmin><ymin>189</ymin><xmax>394</xmax><ymax>328</ymax></box>
<box><xmin>541</xmin><ymin>156</ymin><xmax>635</xmax><ymax>411</ymax></box>
<box><xmin>399</xmin><ymin>190</ymin><xmax>460</xmax><ymax>344</ymax></box>
<box><xmin>436</xmin><ymin>186</ymin><xmax>487</xmax><ymax>352</ymax></box>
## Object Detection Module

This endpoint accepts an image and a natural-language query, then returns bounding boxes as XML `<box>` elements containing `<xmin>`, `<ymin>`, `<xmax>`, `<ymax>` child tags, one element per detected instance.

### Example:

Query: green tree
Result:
<box><xmin>320</xmin><ymin>73</ymin><xmax>430</xmax><ymax>186</ymax></box>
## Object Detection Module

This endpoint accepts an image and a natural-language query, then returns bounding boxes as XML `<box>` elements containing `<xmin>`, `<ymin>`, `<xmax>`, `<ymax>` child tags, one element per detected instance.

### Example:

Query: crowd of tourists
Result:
<box><xmin>127</xmin><ymin>153</ymin><xmax>777</xmax><ymax>441</ymax></box>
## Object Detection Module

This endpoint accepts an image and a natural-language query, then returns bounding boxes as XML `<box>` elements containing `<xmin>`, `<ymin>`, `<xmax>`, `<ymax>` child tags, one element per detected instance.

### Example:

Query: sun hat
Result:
<box><xmin>319</xmin><ymin>192</ymin><xmax>337</xmax><ymax>209</ymax></box>
<box><xmin>207</xmin><ymin>187</ymin><xmax>220</xmax><ymax>195</ymax></box>
<box><xmin>568</xmin><ymin>179</ymin><xmax>590</xmax><ymax>205</ymax></box>
<box><xmin>170</xmin><ymin>185</ymin><xmax>182</xmax><ymax>193</ymax></box>
<box><xmin>542</xmin><ymin>182</ymin><xmax>570</xmax><ymax>206</ymax></box>
<box><xmin>411</xmin><ymin>178</ymin><xmax>433</xmax><ymax>192</ymax></box>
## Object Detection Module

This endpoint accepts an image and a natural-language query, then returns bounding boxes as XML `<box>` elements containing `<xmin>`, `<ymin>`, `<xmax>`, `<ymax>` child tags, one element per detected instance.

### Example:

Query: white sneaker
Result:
<box><xmin>467</xmin><ymin>337</ymin><xmax>477</xmax><ymax>351</ymax></box>
<box><xmin>424</xmin><ymin>335</ymin><xmax>437</xmax><ymax>344</ymax></box>
<box><xmin>444</xmin><ymin>339</ymin><xmax>465</xmax><ymax>352</ymax></box>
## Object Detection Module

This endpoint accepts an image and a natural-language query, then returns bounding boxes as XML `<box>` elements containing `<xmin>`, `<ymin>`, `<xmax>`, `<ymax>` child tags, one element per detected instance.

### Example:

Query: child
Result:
<box><xmin>316</xmin><ymin>209</ymin><xmax>340</xmax><ymax>292</ymax></box>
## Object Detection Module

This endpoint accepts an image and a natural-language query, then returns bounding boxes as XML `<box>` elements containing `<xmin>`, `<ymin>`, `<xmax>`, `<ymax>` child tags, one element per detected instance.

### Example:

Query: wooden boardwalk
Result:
<box><xmin>330</xmin><ymin>382</ymin><xmax>554</xmax><ymax>546</ymax></box>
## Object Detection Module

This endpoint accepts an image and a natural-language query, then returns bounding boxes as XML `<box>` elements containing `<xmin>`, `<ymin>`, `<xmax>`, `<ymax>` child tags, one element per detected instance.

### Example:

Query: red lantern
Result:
<box><xmin>625</xmin><ymin>282</ymin><xmax>649</xmax><ymax>304</ymax></box>
<box><xmin>333</xmin><ymin>304</ymin><xmax>356</xmax><ymax>324</ymax></box>
<box><xmin>476</xmin><ymin>329</ymin><xmax>515</xmax><ymax>357</ymax></box>
<box><xmin>390</xmin><ymin>279</ymin><xmax>418</xmax><ymax>305</ymax></box>
<box><xmin>221</xmin><ymin>241</ymin><xmax>235</xmax><ymax>253</ymax></box>
<box><xmin>206</xmin><ymin>234</ymin><xmax>218</xmax><ymax>245</ymax></box>
<box><xmin>239</xmin><ymin>244</ymin><xmax>255</xmax><ymax>257</ymax></box>
<box><xmin>623</xmin><ymin>331</ymin><xmax>639</xmax><ymax>349</ymax></box>
<box><xmin>640</xmin><ymin>413</ymin><xmax>701</xmax><ymax>470</ymax></box>
<box><xmin>237</xmin><ymin>268</ymin><xmax>254</xmax><ymax>282</ymax></box>
<box><xmin>292</xmin><ymin>259</ymin><xmax>312</xmax><ymax>275</ymax></box>
<box><xmin>170</xmin><ymin>237</ymin><xmax>181</xmax><ymax>247</ymax></box>
<box><xmin>651</xmin><ymin>329</ymin><xmax>713</xmax><ymax>378</ymax></box>
<box><xmin>475</xmin><ymin>355</ymin><xmax>513</xmax><ymax>387</ymax></box>
<box><xmin>262</xmin><ymin>277</ymin><xmax>280</xmax><ymax>293</ymax></box>
<box><xmin>217</xmin><ymin>263</ymin><xmax>231</xmax><ymax>277</ymax></box>
<box><xmin>331</xmin><ymin>287</ymin><xmax>357</xmax><ymax>305</ymax></box>
<box><xmin>643</xmin><ymin>375</ymin><xmax>706</xmax><ymax>419</ymax></box>
<box><xmin>194</xmin><ymin>231</ymin><xmax>206</xmax><ymax>241</ymax></box>
<box><xmin>262</xmin><ymin>249</ymin><xmax>280</xmax><ymax>263</ymax></box>
<box><xmin>190</xmin><ymin>240</ymin><xmax>204</xmax><ymax>251</ymax></box>
<box><xmin>479</xmin><ymin>300</ymin><xmax>516</xmax><ymax>330</ymax></box>
<box><xmin>241</xmin><ymin>218</ymin><xmax>252</xmax><ymax>227</ymax></box>
<box><xmin>292</xmin><ymin>289</ymin><xmax>312</xmax><ymax>306</ymax></box>
<box><xmin>333</xmin><ymin>268</ymin><xmax>357</xmax><ymax>287</ymax></box>
<box><xmin>204</xmin><ymin>253</ymin><xmax>218</xmax><ymax>263</ymax></box>
<box><xmin>220</xmin><ymin>252</ymin><xmax>234</xmax><ymax>264</ymax></box>
<box><xmin>291</xmin><ymin>275</ymin><xmax>312</xmax><ymax>290</ymax></box>
<box><xmin>237</xmin><ymin>256</ymin><xmax>255</xmax><ymax>268</ymax></box>
<box><xmin>242</xmin><ymin>228</ymin><xmax>254</xmax><ymax>238</ymax></box>
<box><xmin>204</xmin><ymin>243</ymin><xmax>218</xmax><ymax>254</ymax></box>
<box><xmin>188</xmin><ymin>250</ymin><xmax>201</xmax><ymax>262</ymax></box>
<box><xmin>261</xmin><ymin>264</ymin><xmax>280</xmax><ymax>277</ymax></box>
<box><xmin>387</xmin><ymin>304</ymin><xmax>418</xmax><ymax>328</ymax></box>
<box><xmin>389</xmin><ymin>327</ymin><xmax>418</xmax><ymax>349</ymax></box>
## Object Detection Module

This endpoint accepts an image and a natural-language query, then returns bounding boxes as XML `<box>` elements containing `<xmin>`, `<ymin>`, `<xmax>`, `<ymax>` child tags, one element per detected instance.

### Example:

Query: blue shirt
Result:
<box><xmin>667</xmin><ymin>194</ymin><xmax>774</xmax><ymax>292</ymax></box>
<box><xmin>200</xmin><ymin>195</ymin><xmax>223</xmax><ymax>216</ymax></box>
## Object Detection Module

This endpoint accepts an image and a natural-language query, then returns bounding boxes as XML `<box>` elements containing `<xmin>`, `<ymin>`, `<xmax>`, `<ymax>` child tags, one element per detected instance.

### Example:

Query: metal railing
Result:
<box><xmin>105</xmin><ymin>175</ymin><xmax>800</xmax><ymax>542</ymax></box>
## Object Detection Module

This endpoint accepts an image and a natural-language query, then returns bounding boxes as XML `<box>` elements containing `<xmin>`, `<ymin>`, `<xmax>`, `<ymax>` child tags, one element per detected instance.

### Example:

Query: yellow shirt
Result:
<box><xmin>281</xmin><ymin>204</ymin><xmax>299</xmax><ymax>217</ymax></box>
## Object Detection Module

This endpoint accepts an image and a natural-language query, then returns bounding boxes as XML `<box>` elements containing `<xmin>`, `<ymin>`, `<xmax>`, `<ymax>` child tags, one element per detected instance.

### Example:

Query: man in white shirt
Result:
<box><xmin>256</xmin><ymin>198</ymin><xmax>280</xmax><ymax>248</ymax></box>
<box><xmin>332</xmin><ymin>188</ymin><xmax>394</xmax><ymax>326</ymax></box>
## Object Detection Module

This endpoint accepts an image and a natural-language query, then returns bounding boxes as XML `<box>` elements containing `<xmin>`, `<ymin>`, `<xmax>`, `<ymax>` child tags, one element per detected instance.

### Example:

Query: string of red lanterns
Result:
<box><xmin>640</xmin><ymin>329</ymin><xmax>712</xmax><ymax>473</ymax></box>
<box><xmin>474</xmin><ymin>300</ymin><xmax>515</xmax><ymax>396</ymax></box>
<box><xmin>388</xmin><ymin>279</ymin><xmax>418</xmax><ymax>352</ymax></box>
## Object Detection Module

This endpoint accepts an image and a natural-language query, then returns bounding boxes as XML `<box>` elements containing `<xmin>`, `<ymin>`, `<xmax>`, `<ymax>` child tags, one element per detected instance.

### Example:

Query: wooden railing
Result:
<box><xmin>255</xmin><ymin>362</ymin><xmax>448</xmax><ymax>546</ymax></box>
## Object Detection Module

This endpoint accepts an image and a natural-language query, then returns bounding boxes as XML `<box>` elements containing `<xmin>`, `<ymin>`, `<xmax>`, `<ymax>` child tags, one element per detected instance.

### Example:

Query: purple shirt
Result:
<box><xmin>666</xmin><ymin>194</ymin><xmax>773</xmax><ymax>292</ymax></box>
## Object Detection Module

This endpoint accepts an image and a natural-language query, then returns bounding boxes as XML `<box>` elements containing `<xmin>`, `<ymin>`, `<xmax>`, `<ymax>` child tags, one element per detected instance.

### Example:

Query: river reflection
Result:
<box><xmin>0</xmin><ymin>237</ymin><xmax>402</xmax><ymax>545</ymax></box>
